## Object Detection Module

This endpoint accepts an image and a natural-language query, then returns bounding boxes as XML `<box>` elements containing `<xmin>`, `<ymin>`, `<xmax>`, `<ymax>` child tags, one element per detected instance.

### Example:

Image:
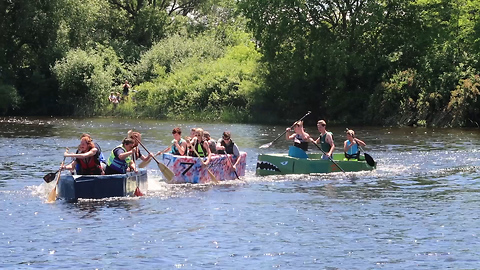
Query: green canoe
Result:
<box><xmin>256</xmin><ymin>147</ymin><xmax>376</xmax><ymax>176</ymax></box>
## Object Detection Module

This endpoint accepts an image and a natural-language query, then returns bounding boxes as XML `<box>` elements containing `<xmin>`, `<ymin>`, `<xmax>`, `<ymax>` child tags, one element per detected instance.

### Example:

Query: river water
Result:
<box><xmin>1</xmin><ymin>117</ymin><xmax>480</xmax><ymax>269</ymax></box>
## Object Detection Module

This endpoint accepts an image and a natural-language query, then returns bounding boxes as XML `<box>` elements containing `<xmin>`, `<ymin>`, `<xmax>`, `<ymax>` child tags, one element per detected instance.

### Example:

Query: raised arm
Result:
<box><xmin>354</xmin><ymin>137</ymin><xmax>367</xmax><ymax>147</ymax></box>
<box><xmin>286</xmin><ymin>128</ymin><xmax>295</xmax><ymax>140</ymax></box>
<box><xmin>117</xmin><ymin>149</ymin><xmax>134</xmax><ymax>160</ymax></box>
<box><xmin>64</xmin><ymin>148</ymin><xmax>97</xmax><ymax>159</ymax></box>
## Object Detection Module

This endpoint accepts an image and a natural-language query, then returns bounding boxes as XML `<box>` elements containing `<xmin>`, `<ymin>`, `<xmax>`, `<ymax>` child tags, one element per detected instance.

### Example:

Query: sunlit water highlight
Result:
<box><xmin>1</xmin><ymin>117</ymin><xmax>480</xmax><ymax>269</ymax></box>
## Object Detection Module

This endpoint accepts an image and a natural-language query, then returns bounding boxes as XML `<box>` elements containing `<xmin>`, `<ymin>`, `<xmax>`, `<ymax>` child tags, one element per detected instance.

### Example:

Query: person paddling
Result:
<box><xmin>187</xmin><ymin>128</ymin><xmax>212</xmax><ymax>166</ymax></box>
<box><xmin>344</xmin><ymin>129</ymin><xmax>366</xmax><ymax>160</ymax></box>
<box><xmin>216</xmin><ymin>131</ymin><xmax>241</xmax><ymax>171</ymax></box>
<box><xmin>203</xmin><ymin>131</ymin><xmax>217</xmax><ymax>154</ymax></box>
<box><xmin>105</xmin><ymin>138</ymin><xmax>137</xmax><ymax>175</ymax></box>
<box><xmin>286</xmin><ymin>120</ymin><xmax>311</xmax><ymax>152</ymax></box>
<box><xmin>313</xmin><ymin>120</ymin><xmax>335</xmax><ymax>160</ymax></box>
<box><xmin>62</xmin><ymin>136</ymin><xmax>103</xmax><ymax>175</ymax></box>
<box><xmin>156</xmin><ymin>127</ymin><xmax>187</xmax><ymax>156</ymax></box>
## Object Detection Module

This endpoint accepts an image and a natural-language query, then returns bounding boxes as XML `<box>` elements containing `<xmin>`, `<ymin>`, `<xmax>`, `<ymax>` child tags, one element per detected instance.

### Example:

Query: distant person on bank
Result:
<box><xmin>122</xmin><ymin>80</ymin><xmax>131</xmax><ymax>101</ymax></box>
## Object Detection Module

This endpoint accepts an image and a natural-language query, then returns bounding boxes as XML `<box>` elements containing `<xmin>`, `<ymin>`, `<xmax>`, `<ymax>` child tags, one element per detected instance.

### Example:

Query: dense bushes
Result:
<box><xmin>0</xmin><ymin>84</ymin><xmax>21</xmax><ymax>114</ymax></box>
<box><xmin>447</xmin><ymin>75</ymin><xmax>480</xmax><ymax>127</ymax></box>
<box><xmin>52</xmin><ymin>45</ymin><xmax>127</xmax><ymax>116</ymax></box>
<box><xmin>133</xmin><ymin>34</ymin><xmax>263</xmax><ymax>122</ymax></box>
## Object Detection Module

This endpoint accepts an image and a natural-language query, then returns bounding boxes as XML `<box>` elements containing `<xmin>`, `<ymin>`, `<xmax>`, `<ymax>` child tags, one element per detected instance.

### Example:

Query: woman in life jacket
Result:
<box><xmin>344</xmin><ymin>129</ymin><xmax>366</xmax><ymax>160</ymax></box>
<box><xmin>216</xmin><ymin>131</ymin><xmax>242</xmax><ymax>171</ymax></box>
<box><xmin>105</xmin><ymin>138</ymin><xmax>137</xmax><ymax>175</ymax></box>
<box><xmin>285</xmin><ymin>120</ymin><xmax>311</xmax><ymax>152</ymax></box>
<box><xmin>62</xmin><ymin>136</ymin><xmax>103</xmax><ymax>175</ymax></box>
<box><xmin>186</xmin><ymin>128</ymin><xmax>212</xmax><ymax>165</ymax></box>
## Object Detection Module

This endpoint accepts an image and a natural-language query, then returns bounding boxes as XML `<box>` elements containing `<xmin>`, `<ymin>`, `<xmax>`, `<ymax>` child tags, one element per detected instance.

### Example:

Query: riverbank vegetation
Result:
<box><xmin>1</xmin><ymin>0</ymin><xmax>480</xmax><ymax>127</ymax></box>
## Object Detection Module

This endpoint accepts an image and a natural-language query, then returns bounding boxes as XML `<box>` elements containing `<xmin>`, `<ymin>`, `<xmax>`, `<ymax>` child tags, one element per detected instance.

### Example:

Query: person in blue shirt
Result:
<box><xmin>344</xmin><ymin>129</ymin><xmax>366</xmax><ymax>160</ymax></box>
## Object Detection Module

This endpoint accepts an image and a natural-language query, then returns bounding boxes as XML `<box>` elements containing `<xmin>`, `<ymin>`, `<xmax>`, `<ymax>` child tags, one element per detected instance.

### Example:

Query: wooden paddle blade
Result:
<box><xmin>46</xmin><ymin>170</ymin><xmax>62</xmax><ymax>203</ymax></box>
<box><xmin>46</xmin><ymin>153</ymin><xmax>68</xmax><ymax>203</ymax></box>
<box><xmin>46</xmin><ymin>186</ymin><xmax>57</xmax><ymax>203</ymax></box>
<box><xmin>208</xmin><ymin>170</ymin><xmax>219</xmax><ymax>184</ymax></box>
<box><xmin>158</xmin><ymin>162</ymin><xmax>175</xmax><ymax>182</ymax></box>
<box><xmin>138</xmin><ymin>158</ymin><xmax>152</xmax><ymax>168</ymax></box>
<box><xmin>43</xmin><ymin>172</ymin><xmax>57</xmax><ymax>183</ymax></box>
<box><xmin>259</xmin><ymin>142</ymin><xmax>273</xmax><ymax>149</ymax></box>
<box><xmin>364</xmin><ymin>153</ymin><xmax>376</xmax><ymax>167</ymax></box>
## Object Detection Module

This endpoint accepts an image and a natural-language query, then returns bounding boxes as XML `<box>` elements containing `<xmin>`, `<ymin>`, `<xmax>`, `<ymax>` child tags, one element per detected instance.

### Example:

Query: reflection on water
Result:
<box><xmin>0</xmin><ymin>117</ymin><xmax>57</xmax><ymax>138</ymax></box>
<box><xmin>67</xmin><ymin>198</ymin><xmax>142</xmax><ymax>219</ymax></box>
<box><xmin>1</xmin><ymin>117</ymin><xmax>480</xmax><ymax>268</ymax></box>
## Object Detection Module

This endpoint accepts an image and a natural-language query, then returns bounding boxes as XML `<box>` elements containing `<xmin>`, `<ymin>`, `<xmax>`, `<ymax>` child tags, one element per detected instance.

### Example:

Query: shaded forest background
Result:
<box><xmin>1</xmin><ymin>0</ymin><xmax>480</xmax><ymax>127</ymax></box>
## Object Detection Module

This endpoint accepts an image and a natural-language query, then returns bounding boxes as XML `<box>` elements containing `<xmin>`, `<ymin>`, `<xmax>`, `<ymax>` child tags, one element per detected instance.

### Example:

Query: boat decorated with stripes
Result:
<box><xmin>159</xmin><ymin>152</ymin><xmax>247</xmax><ymax>183</ymax></box>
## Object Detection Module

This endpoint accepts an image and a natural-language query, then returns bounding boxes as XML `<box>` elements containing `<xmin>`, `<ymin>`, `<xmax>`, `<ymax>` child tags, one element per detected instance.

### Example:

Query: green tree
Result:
<box><xmin>0</xmin><ymin>83</ymin><xmax>21</xmax><ymax>115</ymax></box>
<box><xmin>239</xmin><ymin>0</ymin><xmax>403</xmax><ymax>122</ymax></box>
<box><xmin>52</xmin><ymin>45</ymin><xmax>124</xmax><ymax>115</ymax></box>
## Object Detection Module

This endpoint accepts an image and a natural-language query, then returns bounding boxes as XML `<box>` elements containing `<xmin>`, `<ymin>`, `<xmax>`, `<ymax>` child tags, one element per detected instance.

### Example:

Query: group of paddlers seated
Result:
<box><xmin>286</xmin><ymin>120</ymin><xmax>367</xmax><ymax>160</ymax></box>
<box><xmin>60</xmin><ymin>127</ymin><xmax>241</xmax><ymax>176</ymax></box>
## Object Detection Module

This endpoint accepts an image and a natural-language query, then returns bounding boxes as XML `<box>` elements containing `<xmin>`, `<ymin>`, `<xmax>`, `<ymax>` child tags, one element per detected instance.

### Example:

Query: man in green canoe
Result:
<box><xmin>313</xmin><ymin>120</ymin><xmax>335</xmax><ymax>160</ymax></box>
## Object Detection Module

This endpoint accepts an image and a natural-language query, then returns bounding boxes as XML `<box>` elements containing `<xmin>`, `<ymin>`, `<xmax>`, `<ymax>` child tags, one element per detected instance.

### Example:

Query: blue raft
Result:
<box><xmin>57</xmin><ymin>169</ymin><xmax>148</xmax><ymax>202</ymax></box>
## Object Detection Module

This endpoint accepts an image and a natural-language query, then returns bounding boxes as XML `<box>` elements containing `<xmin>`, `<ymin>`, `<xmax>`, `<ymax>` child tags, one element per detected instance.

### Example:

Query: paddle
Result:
<box><xmin>136</xmin><ymin>146</ymin><xmax>171</xmax><ymax>169</ymax></box>
<box><xmin>134</xmin><ymin>139</ymin><xmax>175</xmax><ymax>183</ymax></box>
<box><xmin>43</xmin><ymin>147</ymin><xmax>70</xmax><ymax>183</ymax></box>
<box><xmin>137</xmin><ymin>145</ymin><xmax>162</xmax><ymax>169</ymax></box>
<box><xmin>358</xmin><ymin>145</ymin><xmax>375</xmax><ymax>167</ymax></box>
<box><xmin>345</xmin><ymin>128</ymin><xmax>376</xmax><ymax>167</ymax></box>
<box><xmin>259</xmin><ymin>111</ymin><xmax>311</xmax><ymax>149</ymax></box>
<box><xmin>224</xmin><ymin>154</ymin><xmax>240</xmax><ymax>180</ymax></box>
<box><xmin>136</xmin><ymin>145</ymin><xmax>165</xmax><ymax>168</ymax></box>
<box><xmin>46</xmin><ymin>153</ymin><xmax>68</xmax><ymax>203</ymax></box>
<box><xmin>137</xmin><ymin>158</ymin><xmax>151</xmax><ymax>169</ymax></box>
<box><xmin>43</xmin><ymin>170</ymin><xmax>59</xmax><ymax>183</ymax></box>
<box><xmin>311</xmin><ymin>141</ymin><xmax>346</xmax><ymax>173</ymax></box>
<box><xmin>188</xmin><ymin>140</ymin><xmax>219</xmax><ymax>184</ymax></box>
